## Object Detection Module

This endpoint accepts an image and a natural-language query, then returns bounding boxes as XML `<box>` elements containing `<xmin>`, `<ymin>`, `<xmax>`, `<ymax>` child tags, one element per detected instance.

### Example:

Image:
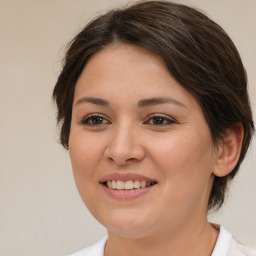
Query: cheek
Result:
<box><xmin>148</xmin><ymin>133</ymin><xmax>214</xmax><ymax>219</ymax></box>
<box><xmin>68</xmin><ymin>132</ymin><xmax>102</xmax><ymax>206</ymax></box>
<box><xmin>69</xmin><ymin>131</ymin><xmax>103</xmax><ymax>180</ymax></box>
<box><xmin>149</xmin><ymin>130</ymin><xmax>215</xmax><ymax>190</ymax></box>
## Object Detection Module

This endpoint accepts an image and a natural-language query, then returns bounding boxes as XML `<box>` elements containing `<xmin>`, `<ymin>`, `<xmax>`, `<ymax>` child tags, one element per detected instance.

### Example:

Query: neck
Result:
<box><xmin>105</xmin><ymin>217</ymin><xmax>219</xmax><ymax>256</ymax></box>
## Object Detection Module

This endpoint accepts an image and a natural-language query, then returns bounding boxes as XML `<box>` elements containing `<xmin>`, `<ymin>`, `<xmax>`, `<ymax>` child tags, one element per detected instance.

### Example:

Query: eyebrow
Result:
<box><xmin>138</xmin><ymin>97</ymin><xmax>187</xmax><ymax>108</ymax></box>
<box><xmin>75</xmin><ymin>97</ymin><xmax>110</xmax><ymax>106</ymax></box>
<box><xmin>75</xmin><ymin>96</ymin><xmax>187</xmax><ymax>108</ymax></box>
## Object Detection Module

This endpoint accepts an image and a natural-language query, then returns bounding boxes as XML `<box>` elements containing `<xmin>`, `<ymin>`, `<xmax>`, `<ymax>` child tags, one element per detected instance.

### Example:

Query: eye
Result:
<box><xmin>80</xmin><ymin>114</ymin><xmax>110</xmax><ymax>126</ymax></box>
<box><xmin>145</xmin><ymin>115</ymin><xmax>175</xmax><ymax>126</ymax></box>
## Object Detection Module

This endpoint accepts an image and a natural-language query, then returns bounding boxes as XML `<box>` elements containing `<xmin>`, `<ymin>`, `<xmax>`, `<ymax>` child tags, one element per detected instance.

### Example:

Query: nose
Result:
<box><xmin>104</xmin><ymin>123</ymin><xmax>146</xmax><ymax>166</ymax></box>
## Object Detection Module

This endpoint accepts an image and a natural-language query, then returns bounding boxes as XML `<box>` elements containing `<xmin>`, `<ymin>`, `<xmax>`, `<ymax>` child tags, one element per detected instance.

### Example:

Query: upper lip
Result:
<box><xmin>99</xmin><ymin>172</ymin><xmax>157</xmax><ymax>183</ymax></box>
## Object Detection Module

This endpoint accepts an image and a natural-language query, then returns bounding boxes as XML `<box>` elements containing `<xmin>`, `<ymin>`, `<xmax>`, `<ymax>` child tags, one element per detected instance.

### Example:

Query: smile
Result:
<box><xmin>104</xmin><ymin>180</ymin><xmax>157</xmax><ymax>190</ymax></box>
<box><xmin>100</xmin><ymin>173</ymin><xmax>157</xmax><ymax>199</ymax></box>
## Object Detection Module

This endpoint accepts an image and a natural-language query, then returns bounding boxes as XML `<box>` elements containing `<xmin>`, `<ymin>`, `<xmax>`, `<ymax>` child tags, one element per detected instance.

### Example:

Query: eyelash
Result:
<box><xmin>79</xmin><ymin>114</ymin><xmax>176</xmax><ymax>127</ymax></box>
<box><xmin>79</xmin><ymin>114</ymin><xmax>110</xmax><ymax>126</ymax></box>
<box><xmin>146</xmin><ymin>115</ymin><xmax>176</xmax><ymax>126</ymax></box>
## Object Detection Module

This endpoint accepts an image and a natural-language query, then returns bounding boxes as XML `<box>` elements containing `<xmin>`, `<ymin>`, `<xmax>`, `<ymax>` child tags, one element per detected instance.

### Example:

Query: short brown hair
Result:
<box><xmin>53</xmin><ymin>0</ymin><xmax>254</xmax><ymax>210</ymax></box>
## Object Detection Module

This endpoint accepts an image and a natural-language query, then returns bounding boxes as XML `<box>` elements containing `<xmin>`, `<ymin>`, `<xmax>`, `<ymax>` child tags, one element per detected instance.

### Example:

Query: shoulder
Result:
<box><xmin>68</xmin><ymin>236</ymin><xmax>107</xmax><ymax>256</ymax></box>
<box><xmin>228</xmin><ymin>238</ymin><xmax>256</xmax><ymax>256</ymax></box>
<box><xmin>212</xmin><ymin>225</ymin><xmax>256</xmax><ymax>256</ymax></box>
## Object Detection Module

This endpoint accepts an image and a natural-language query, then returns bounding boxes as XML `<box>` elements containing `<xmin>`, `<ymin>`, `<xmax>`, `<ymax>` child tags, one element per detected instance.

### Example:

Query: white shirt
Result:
<box><xmin>69</xmin><ymin>226</ymin><xmax>256</xmax><ymax>256</ymax></box>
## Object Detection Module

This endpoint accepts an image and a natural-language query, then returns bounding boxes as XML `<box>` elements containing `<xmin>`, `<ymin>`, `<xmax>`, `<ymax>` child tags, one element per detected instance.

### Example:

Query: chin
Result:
<box><xmin>96</xmin><ymin>208</ymin><xmax>156</xmax><ymax>238</ymax></box>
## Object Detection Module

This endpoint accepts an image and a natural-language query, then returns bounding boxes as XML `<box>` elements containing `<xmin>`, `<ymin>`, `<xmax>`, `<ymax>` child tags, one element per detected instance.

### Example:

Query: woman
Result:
<box><xmin>53</xmin><ymin>1</ymin><xmax>255</xmax><ymax>255</ymax></box>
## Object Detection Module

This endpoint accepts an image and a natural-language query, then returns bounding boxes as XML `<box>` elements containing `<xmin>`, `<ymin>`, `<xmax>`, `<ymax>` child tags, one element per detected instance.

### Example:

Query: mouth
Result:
<box><xmin>100</xmin><ymin>173</ymin><xmax>157</xmax><ymax>199</ymax></box>
<box><xmin>103</xmin><ymin>180</ymin><xmax>157</xmax><ymax>190</ymax></box>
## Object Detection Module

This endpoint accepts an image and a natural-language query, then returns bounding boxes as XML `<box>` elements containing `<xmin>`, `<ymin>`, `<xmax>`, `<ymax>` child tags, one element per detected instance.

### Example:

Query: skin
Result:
<box><xmin>69</xmin><ymin>43</ymin><xmax>243</xmax><ymax>256</ymax></box>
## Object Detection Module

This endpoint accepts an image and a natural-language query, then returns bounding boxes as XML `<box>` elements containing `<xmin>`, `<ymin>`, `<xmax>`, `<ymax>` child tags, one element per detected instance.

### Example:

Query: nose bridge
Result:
<box><xmin>105</xmin><ymin>119</ymin><xmax>144</xmax><ymax>165</ymax></box>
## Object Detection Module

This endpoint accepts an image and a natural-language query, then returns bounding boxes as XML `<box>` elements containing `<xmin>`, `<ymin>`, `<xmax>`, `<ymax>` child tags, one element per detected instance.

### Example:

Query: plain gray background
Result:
<box><xmin>0</xmin><ymin>0</ymin><xmax>255</xmax><ymax>255</ymax></box>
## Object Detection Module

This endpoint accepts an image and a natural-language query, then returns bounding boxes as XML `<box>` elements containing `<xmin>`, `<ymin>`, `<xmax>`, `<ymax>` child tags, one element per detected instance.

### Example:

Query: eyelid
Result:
<box><xmin>78</xmin><ymin>113</ymin><xmax>111</xmax><ymax>125</ymax></box>
<box><xmin>144</xmin><ymin>114</ymin><xmax>177</xmax><ymax>125</ymax></box>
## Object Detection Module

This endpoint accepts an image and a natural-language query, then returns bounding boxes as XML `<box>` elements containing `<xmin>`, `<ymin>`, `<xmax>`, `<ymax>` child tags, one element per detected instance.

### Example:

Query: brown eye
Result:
<box><xmin>81</xmin><ymin>115</ymin><xmax>110</xmax><ymax>125</ymax></box>
<box><xmin>146</xmin><ymin>116</ymin><xmax>175</xmax><ymax>126</ymax></box>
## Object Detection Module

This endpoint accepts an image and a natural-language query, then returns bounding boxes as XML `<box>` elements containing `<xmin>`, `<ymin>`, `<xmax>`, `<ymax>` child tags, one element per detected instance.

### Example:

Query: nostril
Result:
<box><xmin>106</xmin><ymin>156</ymin><xmax>137</xmax><ymax>166</ymax></box>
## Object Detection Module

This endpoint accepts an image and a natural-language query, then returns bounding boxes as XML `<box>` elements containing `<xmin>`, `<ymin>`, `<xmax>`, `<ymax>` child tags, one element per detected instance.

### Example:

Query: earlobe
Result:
<box><xmin>213</xmin><ymin>123</ymin><xmax>244</xmax><ymax>177</ymax></box>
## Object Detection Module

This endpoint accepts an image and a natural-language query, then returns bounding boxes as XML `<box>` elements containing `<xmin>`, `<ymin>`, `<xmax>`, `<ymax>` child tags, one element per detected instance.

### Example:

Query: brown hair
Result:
<box><xmin>53</xmin><ymin>0</ymin><xmax>254</xmax><ymax>210</ymax></box>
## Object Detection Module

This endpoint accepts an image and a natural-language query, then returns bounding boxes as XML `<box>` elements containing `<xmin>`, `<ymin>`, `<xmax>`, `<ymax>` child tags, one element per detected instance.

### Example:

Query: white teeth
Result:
<box><xmin>141</xmin><ymin>180</ymin><xmax>146</xmax><ymax>188</ymax></box>
<box><xmin>105</xmin><ymin>180</ymin><xmax>155</xmax><ymax>190</ymax></box>
<box><xmin>116</xmin><ymin>180</ymin><xmax>125</xmax><ymax>189</ymax></box>
<box><xmin>134</xmin><ymin>180</ymin><xmax>140</xmax><ymax>189</ymax></box>
<box><xmin>112</xmin><ymin>180</ymin><xmax>117</xmax><ymax>189</ymax></box>
<box><xmin>124</xmin><ymin>180</ymin><xmax>133</xmax><ymax>190</ymax></box>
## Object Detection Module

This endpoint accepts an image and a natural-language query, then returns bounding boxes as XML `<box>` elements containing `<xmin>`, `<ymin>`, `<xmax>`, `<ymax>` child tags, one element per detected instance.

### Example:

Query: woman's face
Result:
<box><xmin>69</xmin><ymin>44</ymin><xmax>219</xmax><ymax>238</ymax></box>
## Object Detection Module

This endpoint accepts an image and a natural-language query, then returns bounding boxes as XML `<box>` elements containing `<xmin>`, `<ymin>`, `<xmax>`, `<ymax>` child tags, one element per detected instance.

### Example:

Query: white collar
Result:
<box><xmin>211</xmin><ymin>225</ymin><xmax>232</xmax><ymax>256</ymax></box>
<box><xmin>69</xmin><ymin>225</ymin><xmax>233</xmax><ymax>256</ymax></box>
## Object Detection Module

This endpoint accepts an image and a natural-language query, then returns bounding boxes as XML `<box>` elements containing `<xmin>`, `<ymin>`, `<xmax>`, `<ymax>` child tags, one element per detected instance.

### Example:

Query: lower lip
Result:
<box><xmin>101</xmin><ymin>184</ymin><xmax>155</xmax><ymax>199</ymax></box>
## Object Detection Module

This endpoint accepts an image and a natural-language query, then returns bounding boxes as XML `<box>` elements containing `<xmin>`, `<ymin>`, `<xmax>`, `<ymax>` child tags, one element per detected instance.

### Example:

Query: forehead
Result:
<box><xmin>77</xmin><ymin>43</ymin><xmax>166</xmax><ymax>85</ymax></box>
<box><xmin>74</xmin><ymin>43</ymin><xmax>199</xmax><ymax>111</ymax></box>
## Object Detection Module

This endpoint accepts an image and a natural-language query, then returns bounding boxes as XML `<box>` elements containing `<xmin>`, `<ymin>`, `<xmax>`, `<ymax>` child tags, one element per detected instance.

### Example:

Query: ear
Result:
<box><xmin>213</xmin><ymin>123</ymin><xmax>244</xmax><ymax>177</ymax></box>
